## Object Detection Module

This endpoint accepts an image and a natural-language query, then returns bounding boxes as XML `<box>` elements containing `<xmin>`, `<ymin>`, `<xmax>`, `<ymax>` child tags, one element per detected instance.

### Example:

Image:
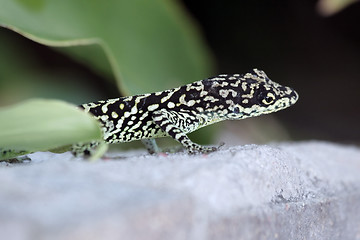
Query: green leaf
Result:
<box><xmin>0</xmin><ymin>0</ymin><xmax>213</xmax><ymax>95</ymax></box>
<box><xmin>0</xmin><ymin>99</ymin><xmax>102</xmax><ymax>160</ymax></box>
<box><xmin>317</xmin><ymin>0</ymin><xmax>359</xmax><ymax>16</ymax></box>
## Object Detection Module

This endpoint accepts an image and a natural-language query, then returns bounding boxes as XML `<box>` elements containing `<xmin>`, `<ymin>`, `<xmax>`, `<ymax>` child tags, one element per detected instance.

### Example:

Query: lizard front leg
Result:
<box><xmin>71</xmin><ymin>141</ymin><xmax>100</xmax><ymax>157</ymax></box>
<box><xmin>141</xmin><ymin>139</ymin><xmax>160</xmax><ymax>154</ymax></box>
<box><xmin>152</xmin><ymin>109</ymin><xmax>218</xmax><ymax>154</ymax></box>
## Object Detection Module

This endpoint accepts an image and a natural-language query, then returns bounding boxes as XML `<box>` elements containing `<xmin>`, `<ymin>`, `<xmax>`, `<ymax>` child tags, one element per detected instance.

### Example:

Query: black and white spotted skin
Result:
<box><xmin>72</xmin><ymin>69</ymin><xmax>298</xmax><ymax>156</ymax></box>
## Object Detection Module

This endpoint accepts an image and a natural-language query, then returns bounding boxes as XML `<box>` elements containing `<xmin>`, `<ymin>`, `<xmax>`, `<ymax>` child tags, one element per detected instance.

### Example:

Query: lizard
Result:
<box><xmin>71</xmin><ymin>69</ymin><xmax>298</xmax><ymax>157</ymax></box>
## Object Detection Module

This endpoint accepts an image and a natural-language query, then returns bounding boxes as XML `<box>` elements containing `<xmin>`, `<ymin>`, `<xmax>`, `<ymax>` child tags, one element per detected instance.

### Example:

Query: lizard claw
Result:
<box><xmin>218</xmin><ymin>142</ymin><xmax>225</xmax><ymax>149</ymax></box>
<box><xmin>187</xmin><ymin>144</ymin><xmax>219</xmax><ymax>155</ymax></box>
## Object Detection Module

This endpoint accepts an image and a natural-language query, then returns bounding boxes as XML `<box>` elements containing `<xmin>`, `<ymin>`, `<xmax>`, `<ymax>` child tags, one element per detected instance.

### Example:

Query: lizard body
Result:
<box><xmin>72</xmin><ymin>69</ymin><xmax>298</xmax><ymax>156</ymax></box>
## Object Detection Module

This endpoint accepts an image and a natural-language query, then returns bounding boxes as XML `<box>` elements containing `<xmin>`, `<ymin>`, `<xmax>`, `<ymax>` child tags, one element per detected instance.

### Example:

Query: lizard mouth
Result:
<box><xmin>269</xmin><ymin>90</ymin><xmax>299</xmax><ymax>114</ymax></box>
<box><xmin>289</xmin><ymin>89</ymin><xmax>299</xmax><ymax>105</ymax></box>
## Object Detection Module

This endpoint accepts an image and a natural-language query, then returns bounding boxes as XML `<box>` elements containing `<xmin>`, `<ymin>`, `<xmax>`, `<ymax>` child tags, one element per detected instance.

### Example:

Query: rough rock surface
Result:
<box><xmin>1</xmin><ymin>141</ymin><xmax>360</xmax><ymax>240</ymax></box>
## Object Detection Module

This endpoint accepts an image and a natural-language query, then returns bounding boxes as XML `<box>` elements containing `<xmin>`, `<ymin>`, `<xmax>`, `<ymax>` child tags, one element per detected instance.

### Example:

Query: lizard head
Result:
<box><xmin>203</xmin><ymin>69</ymin><xmax>299</xmax><ymax>120</ymax></box>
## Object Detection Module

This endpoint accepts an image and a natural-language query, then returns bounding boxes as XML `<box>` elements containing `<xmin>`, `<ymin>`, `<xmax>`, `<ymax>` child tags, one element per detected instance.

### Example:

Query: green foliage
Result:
<box><xmin>0</xmin><ymin>0</ymin><xmax>214</xmax><ymax>160</ymax></box>
<box><xmin>0</xmin><ymin>0</ymin><xmax>213</xmax><ymax>95</ymax></box>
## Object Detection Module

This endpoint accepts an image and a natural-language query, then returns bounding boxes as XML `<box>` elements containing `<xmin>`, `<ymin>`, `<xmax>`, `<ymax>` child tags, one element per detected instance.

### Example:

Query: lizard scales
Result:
<box><xmin>73</xmin><ymin>69</ymin><xmax>298</xmax><ymax>156</ymax></box>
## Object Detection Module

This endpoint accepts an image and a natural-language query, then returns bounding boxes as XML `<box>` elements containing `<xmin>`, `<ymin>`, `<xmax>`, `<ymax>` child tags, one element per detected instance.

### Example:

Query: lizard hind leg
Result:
<box><xmin>71</xmin><ymin>141</ymin><xmax>100</xmax><ymax>158</ymax></box>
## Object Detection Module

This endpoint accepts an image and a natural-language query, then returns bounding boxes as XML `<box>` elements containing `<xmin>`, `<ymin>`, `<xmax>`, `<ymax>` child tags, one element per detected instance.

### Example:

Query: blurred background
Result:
<box><xmin>0</xmin><ymin>0</ymin><xmax>359</xmax><ymax>148</ymax></box>
<box><xmin>184</xmin><ymin>0</ymin><xmax>360</xmax><ymax>146</ymax></box>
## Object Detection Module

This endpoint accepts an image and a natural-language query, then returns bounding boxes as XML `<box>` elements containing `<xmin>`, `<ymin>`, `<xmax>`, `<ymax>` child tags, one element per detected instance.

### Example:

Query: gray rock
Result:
<box><xmin>0</xmin><ymin>141</ymin><xmax>359</xmax><ymax>240</ymax></box>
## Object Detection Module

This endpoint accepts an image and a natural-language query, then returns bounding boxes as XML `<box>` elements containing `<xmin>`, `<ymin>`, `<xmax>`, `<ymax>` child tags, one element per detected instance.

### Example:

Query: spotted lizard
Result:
<box><xmin>71</xmin><ymin>69</ymin><xmax>298</xmax><ymax>157</ymax></box>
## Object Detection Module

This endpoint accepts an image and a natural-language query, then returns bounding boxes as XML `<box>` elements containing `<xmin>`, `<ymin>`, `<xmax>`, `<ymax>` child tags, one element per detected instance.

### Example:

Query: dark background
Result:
<box><xmin>182</xmin><ymin>0</ymin><xmax>360</xmax><ymax>144</ymax></box>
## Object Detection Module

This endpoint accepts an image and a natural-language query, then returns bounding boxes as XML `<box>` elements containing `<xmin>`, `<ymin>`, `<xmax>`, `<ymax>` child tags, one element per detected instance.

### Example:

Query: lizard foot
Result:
<box><xmin>187</xmin><ymin>143</ymin><xmax>224</xmax><ymax>155</ymax></box>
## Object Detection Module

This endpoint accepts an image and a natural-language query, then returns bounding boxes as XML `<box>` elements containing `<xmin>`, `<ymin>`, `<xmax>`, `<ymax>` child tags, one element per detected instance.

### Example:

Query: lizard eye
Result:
<box><xmin>260</xmin><ymin>92</ymin><xmax>275</xmax><ymax>105</ymax></box>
